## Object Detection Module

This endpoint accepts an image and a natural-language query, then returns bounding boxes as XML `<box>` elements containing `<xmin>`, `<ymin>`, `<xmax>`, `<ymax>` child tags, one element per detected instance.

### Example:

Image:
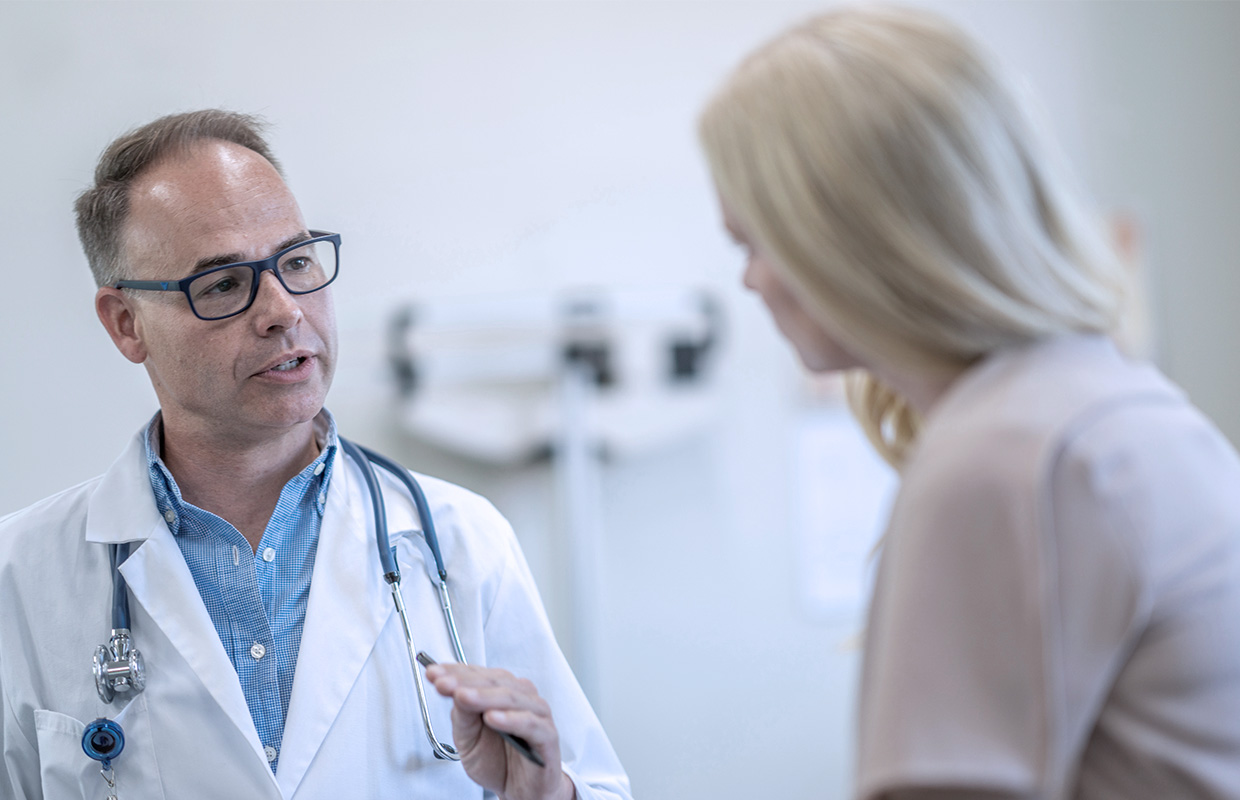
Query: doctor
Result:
<box><xmin>0</xmin><ymin>109</ymin><xmax>630</xmax><ymax>800</ymax></box>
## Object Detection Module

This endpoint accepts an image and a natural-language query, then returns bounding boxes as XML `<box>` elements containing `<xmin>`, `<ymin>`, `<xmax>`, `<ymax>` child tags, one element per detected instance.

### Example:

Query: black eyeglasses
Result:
<box><xmin>114</xmin><ymin>230</ymin><xmax>341</xmax><ymax>321</ymax></box>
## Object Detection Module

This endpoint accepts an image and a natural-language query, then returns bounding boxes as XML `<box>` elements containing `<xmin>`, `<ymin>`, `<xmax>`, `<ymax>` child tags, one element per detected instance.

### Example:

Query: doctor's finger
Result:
<box><xmin>424</xmin><ymin>670</ymin><xmax>461</xmax><ymax>698</ymax></box>
<box><xmin>426</xmin><ymin>663</ymin><xmax>517</xmax><ymax>689</ymax></box>
<box><xmin>451</xmin><ymin>684</ymin><xmax>553</xmax><ymax>717</ymax></box>
<box><xmin>481</xmin><ymin>708</ymin><xmax>563</xmax><ymax>753</ymax></box>
<box><xmin>425</xmin><ymin>668</ymin><xmax>527</xmax><ymax>702</ymax></box>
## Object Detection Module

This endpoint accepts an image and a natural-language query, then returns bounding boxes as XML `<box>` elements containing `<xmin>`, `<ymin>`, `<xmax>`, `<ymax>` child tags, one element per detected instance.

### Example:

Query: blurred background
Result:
<box><xmin>2</xmin><ymin>1</ymin><xmax>1237</xmax><ymax>797</ymax></box>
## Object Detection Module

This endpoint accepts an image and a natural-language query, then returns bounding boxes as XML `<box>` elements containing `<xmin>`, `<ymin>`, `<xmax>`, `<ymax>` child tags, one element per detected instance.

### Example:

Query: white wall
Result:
<box><xmin>1079</xmin><ymin>3</ymin><xmax>1240</xmax><ymax>437</ymax></box>
<box><xmin>2</xmin><ymin>2</ymin><xmax>1237</xmax><ymax>798</ymax></box>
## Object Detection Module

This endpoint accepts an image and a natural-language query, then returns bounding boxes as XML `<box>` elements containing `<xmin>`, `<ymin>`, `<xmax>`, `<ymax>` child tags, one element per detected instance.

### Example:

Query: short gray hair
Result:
<box><xmin>75</xmin><ymin>109</ymin><xmax>283</xmax><ymax>287</ymax></box>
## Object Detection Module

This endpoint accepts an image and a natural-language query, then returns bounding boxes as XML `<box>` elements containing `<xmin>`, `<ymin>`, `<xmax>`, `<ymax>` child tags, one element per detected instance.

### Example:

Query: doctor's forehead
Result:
<box><xmin>121</xmin><ymin>141</ymin><xmax>305</xmax><ymax>274</ymax></box>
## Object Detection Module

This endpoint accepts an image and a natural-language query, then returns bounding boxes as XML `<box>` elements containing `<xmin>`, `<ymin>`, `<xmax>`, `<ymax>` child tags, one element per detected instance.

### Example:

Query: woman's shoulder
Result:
<box><xmin>896</xmin><ymin>333</ymin><xmax>1240</xmax><ymax>571</ymax></box>
<box><xmin>891</xmin><ymin>336</ymin><xmax>1204</xmax><ymax>548</ymax></box>
<box><xmin>908</xmin><ymin>336</ymin><xmax>1182</xmax><ymax>486</ymax></box>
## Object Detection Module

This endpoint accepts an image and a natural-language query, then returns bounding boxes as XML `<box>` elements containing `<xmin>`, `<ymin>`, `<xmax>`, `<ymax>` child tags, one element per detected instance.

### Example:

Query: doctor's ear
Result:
<box><xmin>96</xmin><ymin>287</ymin><xmax>148</xmax><ymax>364</ymax></box>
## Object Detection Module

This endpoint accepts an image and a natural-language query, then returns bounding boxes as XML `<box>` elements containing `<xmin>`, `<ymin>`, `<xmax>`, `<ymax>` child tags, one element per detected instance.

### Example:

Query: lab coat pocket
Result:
<box><xmin>34</xmin><ymin>694</ymin><xmax>166</xmax><ymax>800</ymax></box>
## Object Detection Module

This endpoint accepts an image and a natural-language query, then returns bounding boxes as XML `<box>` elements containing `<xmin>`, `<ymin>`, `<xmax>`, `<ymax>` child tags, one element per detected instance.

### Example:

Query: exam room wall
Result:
<box><xmin>1</xmin><ymin>2</ymin><xmax>1237</xmax><ymax>797</ymax></box>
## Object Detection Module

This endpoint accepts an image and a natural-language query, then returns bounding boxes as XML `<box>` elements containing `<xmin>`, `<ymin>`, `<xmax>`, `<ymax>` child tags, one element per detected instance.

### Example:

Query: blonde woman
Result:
<box><xmin>700</xmin><ymin>7</ymin><xmax>1240</xmax><ymax>800</ymax></box>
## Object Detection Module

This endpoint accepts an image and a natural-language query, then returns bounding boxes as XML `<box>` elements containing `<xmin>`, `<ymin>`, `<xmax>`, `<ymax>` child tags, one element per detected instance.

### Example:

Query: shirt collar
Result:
<box><xmin>142</xmin><ymin>410</ymin><xmax>340</xmax><ymax>532</ymax></box>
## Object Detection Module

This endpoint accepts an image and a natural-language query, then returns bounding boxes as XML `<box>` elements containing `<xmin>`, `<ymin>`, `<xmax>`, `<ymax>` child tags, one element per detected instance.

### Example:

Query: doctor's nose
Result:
<box><xmin>249</xmin><ymin>271</ymin><xmax>304</xmax><ymax>333</ymax></box>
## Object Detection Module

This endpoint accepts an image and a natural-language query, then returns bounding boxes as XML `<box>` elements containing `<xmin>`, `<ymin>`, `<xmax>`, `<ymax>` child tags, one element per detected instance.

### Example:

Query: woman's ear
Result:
<box><xmin>95</xmin><ymin>287</ymin><xmax>148</xmax><ymax>364</ymax></box>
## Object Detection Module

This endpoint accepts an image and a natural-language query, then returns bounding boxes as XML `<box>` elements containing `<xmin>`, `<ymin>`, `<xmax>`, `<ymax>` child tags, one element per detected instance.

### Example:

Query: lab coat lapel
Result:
<box><xmin>118</xmin><ymin>533</ymin><xmax>275</xmax><ymax>772</ymax></box>
<box><xmin>277</xmin><ymin>451</ymin><xmax>393</xmax><ymax>796</ymax></box>
<box><xmin>84</xmin><ymin>432</ymin><xmax>168</xmax><ymax>546</ymax></box>
<box><xmin>85</xmin><ymin>432</ymin><xmax>276</xmax><ymax>783</ymax></box>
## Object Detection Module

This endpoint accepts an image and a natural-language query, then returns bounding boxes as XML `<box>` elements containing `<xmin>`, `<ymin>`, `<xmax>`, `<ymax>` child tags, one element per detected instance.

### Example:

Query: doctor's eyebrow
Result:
<box><xmin>184</xmin><ymin>231</ymin><xmax>313</xmax><ymax>277</ymax></box>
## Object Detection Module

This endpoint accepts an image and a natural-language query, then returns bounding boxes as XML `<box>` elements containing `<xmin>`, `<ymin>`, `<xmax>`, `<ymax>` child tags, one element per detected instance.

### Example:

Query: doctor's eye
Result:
<box><xmin>281</xmin><ymin>256</ymin><xmax>314</xmax><ymax>274</ymax></box>
<box><xmin>202</xmin><ymin>277</ymin><xmax>241</xmax><ymax>295</ymax></box>
<box><xmin>192</xmin><ymin>266</ymin><xmax>250</xmax><ymax>298</ymax></box>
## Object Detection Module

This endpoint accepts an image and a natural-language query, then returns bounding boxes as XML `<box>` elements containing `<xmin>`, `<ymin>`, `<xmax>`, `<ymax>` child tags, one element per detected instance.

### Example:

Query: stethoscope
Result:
<box><xmin>85</xmin><ymin>439</ymin><xmax>468</xmax><ymax>795</ymax></box>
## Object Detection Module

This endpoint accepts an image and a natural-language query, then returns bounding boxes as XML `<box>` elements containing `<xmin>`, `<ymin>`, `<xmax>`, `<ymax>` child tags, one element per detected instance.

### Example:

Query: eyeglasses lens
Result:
<box><xmin>278</xmin><ymin>239</ymin><xmax>338</xmax><ymax>293</ymax></box>
<box><xmin>188</xmin><ymin>239</ymin><xmax>338</xmax><ymax>320</ymax></box>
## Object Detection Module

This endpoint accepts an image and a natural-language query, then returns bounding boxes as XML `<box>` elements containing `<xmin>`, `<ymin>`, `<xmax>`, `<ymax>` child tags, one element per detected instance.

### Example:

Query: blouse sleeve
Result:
<box><xmin>857</xmin><ymin>431</ymin><xmax>1051</xmax><ymax>798</ymax></box>
<box><xmin>854</xmin><ymin>417</ymin><xmax>1146</xmax><ymax>800</ymax></box>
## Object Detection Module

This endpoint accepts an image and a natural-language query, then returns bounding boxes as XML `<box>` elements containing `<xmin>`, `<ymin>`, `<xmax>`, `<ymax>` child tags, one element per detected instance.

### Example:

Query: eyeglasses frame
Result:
<box><xmin>112</xmin><ymin>230</ymin><xmax>341</xmax><ymax>321</ymax></box>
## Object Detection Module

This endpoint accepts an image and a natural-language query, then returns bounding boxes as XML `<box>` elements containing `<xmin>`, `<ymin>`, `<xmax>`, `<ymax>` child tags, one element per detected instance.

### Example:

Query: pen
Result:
<box><xmin>415</xmin><ymin>651</ymin><xmax>548</xmax><ymax>768</ymax></box>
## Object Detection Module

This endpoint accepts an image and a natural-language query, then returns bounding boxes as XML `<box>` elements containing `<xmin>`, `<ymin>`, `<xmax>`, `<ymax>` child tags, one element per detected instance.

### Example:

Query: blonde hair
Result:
<box><xmin>700</xmin><ymin>6</ymin><xmax>1127</xmax><ymax>466</ymax></box>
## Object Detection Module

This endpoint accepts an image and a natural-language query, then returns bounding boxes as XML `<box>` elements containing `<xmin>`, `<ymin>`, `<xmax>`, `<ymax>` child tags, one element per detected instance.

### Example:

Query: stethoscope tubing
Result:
<box><xmin>339</xmin><ymin>436</ymin><xmax>466</xmax><ymax>759</ymax></box>
<box><xmin>342</xmin><ymin>438</ymin><xmax>467</xmax><ymax>664</ymax></box>
<box><xmin>353</xmin><ymin>442</ymin><xmax>449</xmax><ymax>581</ymax></box>
<box><xmin>110</xmin><ymin>541</ymin><xmax>132</xmax><ymax>631</ymax></box>
<box><xmin>100</xmin><ymin>438</ymin><xmax>467</xmax><ymax>763</ymax></box>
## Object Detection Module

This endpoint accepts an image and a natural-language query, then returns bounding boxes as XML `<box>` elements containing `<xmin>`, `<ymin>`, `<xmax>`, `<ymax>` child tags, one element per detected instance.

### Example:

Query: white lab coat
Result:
<box><xmin>0</xmin><ymin>431</ymin><xmax>631</xmax><ymax>800</ymax></box>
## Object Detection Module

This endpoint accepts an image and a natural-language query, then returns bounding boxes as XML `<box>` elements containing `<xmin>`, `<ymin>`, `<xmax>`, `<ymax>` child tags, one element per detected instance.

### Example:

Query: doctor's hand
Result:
<box><xmin>425</xmin><ymin>662</ymin><xmax>576</xmax><ymax>800</ymax></box>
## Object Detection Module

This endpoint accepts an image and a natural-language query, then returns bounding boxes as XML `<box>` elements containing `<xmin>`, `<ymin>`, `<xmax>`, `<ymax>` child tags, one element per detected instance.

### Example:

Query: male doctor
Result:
<box><xmin>0</xmin><ymin>110</ymin><xmax>630</xmax><ymax>800</ymax></box>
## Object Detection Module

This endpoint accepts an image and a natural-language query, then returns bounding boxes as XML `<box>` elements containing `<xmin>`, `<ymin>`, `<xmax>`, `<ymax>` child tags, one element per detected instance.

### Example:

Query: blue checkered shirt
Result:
<box><xmin>143</xmin><ymin>411</ymin><xmax>338</xmax><ymax>773</ymax></box>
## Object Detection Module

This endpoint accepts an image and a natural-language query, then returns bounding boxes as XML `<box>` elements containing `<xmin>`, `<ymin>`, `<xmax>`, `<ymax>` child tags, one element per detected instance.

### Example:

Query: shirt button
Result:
<box><xmin>163</xmin><ymin>509</ymin><xmax>176</xmax><ymax>523</ymax></box>
<box><xmin>264</xmin><ymin>745</ymin><xmax>278</xmax><ymax>762</ymax></box>
<box><xmin>262</xmin><ymin>547</ymin><xmax>276</xmax><ymax>562</ymax></box>
<box><xmin>250</xmin><ymin>642</ymin><xmax>266</xmax><ymax>660</ymax></box>
<box><xmin>318</xmin><ymin>491</ymin><xmax>326</xmax><ymax>504</ymax></box>
<box><xmin>314</xmin><ymin>462</ymin><xmax>325</xmax><ymax>476</ymax></box>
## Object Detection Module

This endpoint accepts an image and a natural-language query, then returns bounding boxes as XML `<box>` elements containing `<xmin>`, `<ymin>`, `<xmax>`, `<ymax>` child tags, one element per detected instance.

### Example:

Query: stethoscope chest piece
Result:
<box><xmin>93</xmin><ymin>629</ymin><xmax>145</xmax><ymax>704</ymax></box>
